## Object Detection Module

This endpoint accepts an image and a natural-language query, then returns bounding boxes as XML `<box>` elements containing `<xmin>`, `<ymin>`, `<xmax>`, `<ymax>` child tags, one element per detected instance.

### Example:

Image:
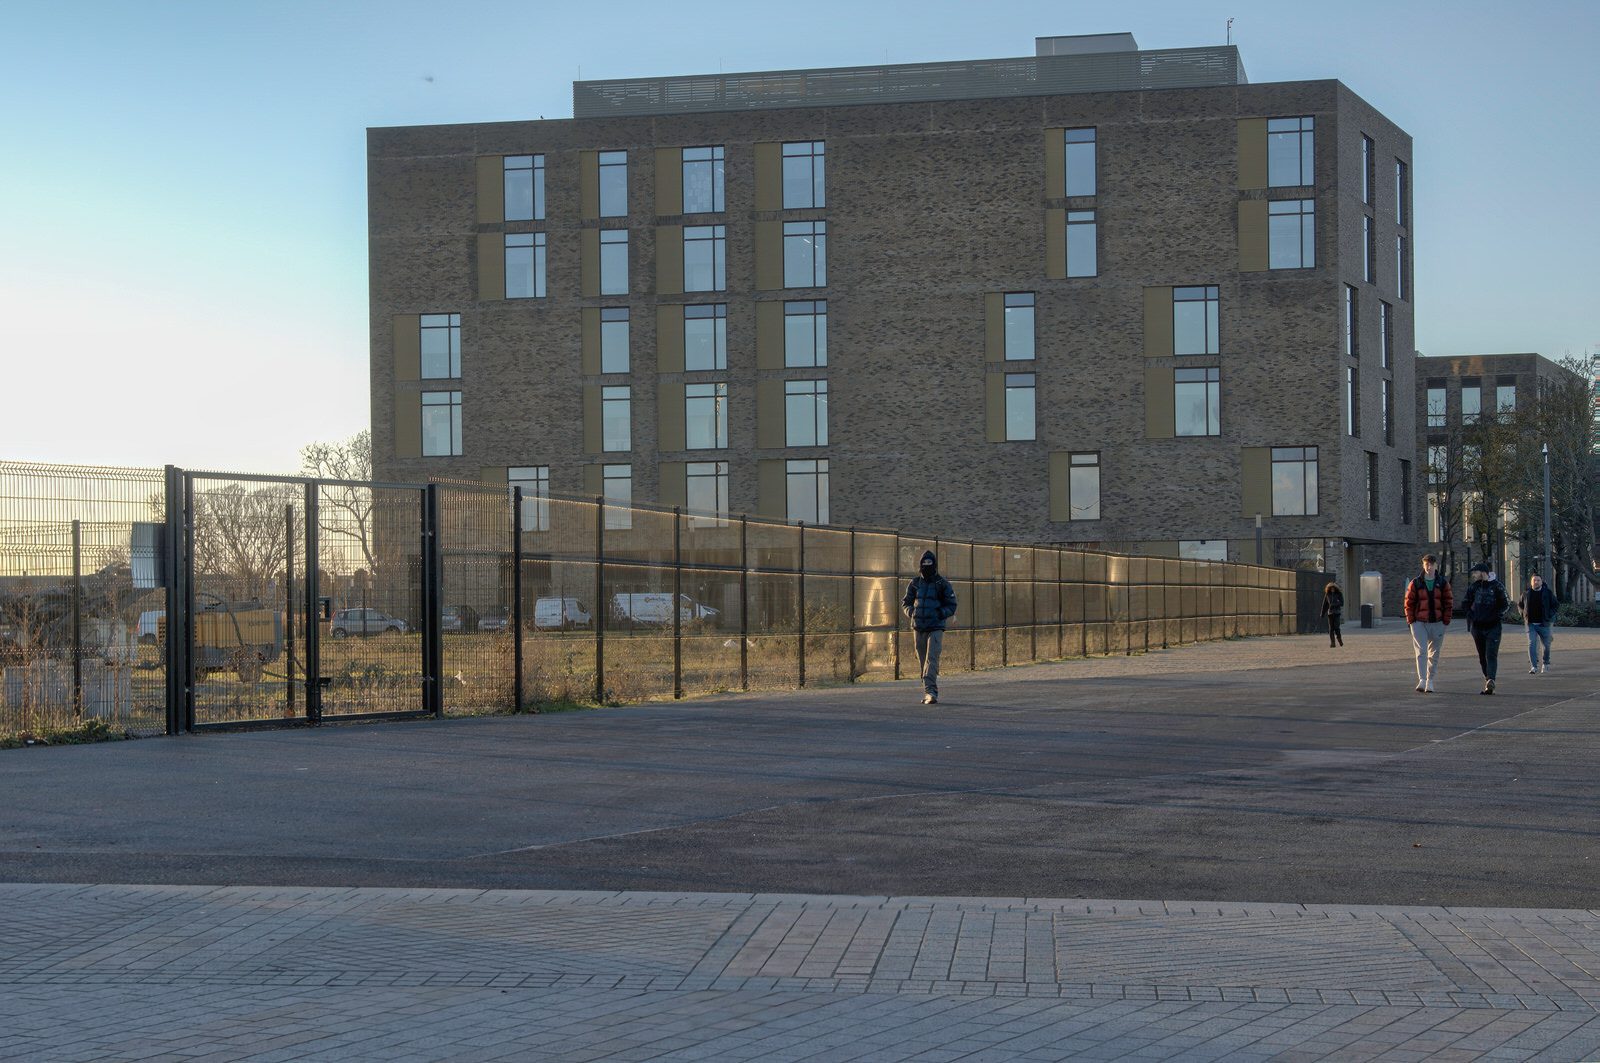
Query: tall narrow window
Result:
<box><xmin>1362</xmin><ymin>215</ymin><xmax>1375</xmax><ymax>283</ymax></box>
<box><xmin>683</xmin><ymin>225</ymin><xmax>727</xmax><ymax>292</ymax></box>
<box><xmin>1003</xmin><ymin>293</ymin><xmax>1035</xmax><ymax>360</ymax></box>
<box><xmin>1173</xmin><ymin>286</ymin><xmax>1219</xmax><ymax>355</ymax></box>
<box><xmin>602</xmin><ymin>464</ymin><xmax>632</xmax><ymax>529</ymax></box>
<box><xmin>509</xmin><ymin>466</ymin><xmax>550</xmax><ymax>532</ymax></box>
<box><xmin>598</xmin><ymin>150</ymin><xmax>627</xmax><ymax>217</ymax></box>
<box><xmin>681</xmin><ymin>146</ymin><xmax>725</xmax><ymax>214</ymax></box>
<box><xmin>1174</xmin><ymin>367</ymin><xmax>1221</xmax><ymax>436</ymax></box>
<box><xmin>1461</xmin><ymin>378</ymin><xmax>1482</xmax><ymax>424</ymax></box>
<box><xmin>1271</xmin><ymin>446</ymin><xmax>1318</xmax><ymax>516</ymax></box>
<box><xmin>1496</xmin><ymin>380</ymin><xmax>1516</xmax><ymax>418</ymax></box>
<box><xmin>1400</xmin><ymin>458</ymin><xmax>1413</xmax><ymax>525</ymax></box>
<box><xmin>685</xmin><ymin>383</ymin><xmax>728</xmax><ymax>450</ymax></box>
<box><xmin>1346</xmin><ymin>366</ymin><xmax>1360</xmax><ymax>436</ymax></box>
<box><xmin>1067</xmin><ymin>453</ymin><xmax>1100</xmax><ymax>520</ymax></box>
<box><xmin>599</xmin><ymin>229</ymin><xmax>628</xmax><ymax>295</ymax></box>
<box><xmin>1361</xmin><ymin>135</ymin><xmax>1374</xmax><ymax>205</ymax></box>
<box><xmin>1380</xmin><ymin>301</ymin><xmax>1393</xmax><ymax>368</ymax></box>
<box><xmin>684</xmin><ymin>304</ymin><xmax>727</xmax><ymax>371</ymax></box>
<box><xmin>599</xmin><ymin>308</ymin><xmax>629</xmax><ymax>374</ymax></box>
<box><xmin>505</xmin><ymin>233</ymin><xmax>546</xmax><ymax>298</ymax></box>
<box><xmin>1396</xmin><ymin>234</ymin><xmax>1408</xmax><ymax>300</ymax></box>
<box><xmin>784</xmin><ymin>300</ymin><xmax>827</xmax><ymax>368</ymax></box>
<box><xmin>785</xmin><ymin>459</ymin><xmax>829</xmax><ymax>524</ymax></box>
<box><xmin>1343</xmin><ymin>285</ymin><xmax>1359</xmax><ymax>358</ymax></box>
<box><xmin>1003</xmin><ymin>373</ymin><xmax>1036</xmax><ymax>440</ymax></box>
<box><xmin>420</xmin><ymin>313</ymin><xmax>461</xmax><ymax>379</ymax></box>
<box><xmin>784</xmin><ymin>380</ymin><xmax>829</xmax><ymax>447</ymax></box>
<box><xmin>421</xmin><ymin>391</ymin><xmax>462</xmax><ymax>457</ymax></box>
<box><xmin>1367</xmin><ymin>451</ymin><xmax>1380</xmax><ymax>520</ymax></box>
<box><xmin>1426</xmin><ymin>383</ymin><xmax>1446</xmax><ymax>428</ymax></box>
<box><xmin>1066</xmin><ymin>210</ymin><xmax>1097</xmax><ymax>277</ymax></box>
<box><xmin>1064</xmin><ymin>128</ymin><xmax>1096</xmax><ymax>196</ymax></box>
<box><xmin>503</xmin><ymin>155</ymin><xmax>544</xmax><ymax>221</ymax></box>
<box><xmin>1395</xmin><ymin>159</ymin><xmax>1407</xmax><ymax>226</ymax></box>
<box><xmin>1381</xmin><ymin>377</ymin><xmax>1393</xmax><ymax>446</ymax></box>
<box><xmin>1267</xmin><ymin>116</ymin><xmax>1314</xmax><ymax>186</ymax></box>
<box><xmin>1268</xmin><ymin>200</ymin><xmax>1314</xmax><ymax>269</ymax></box>
<box><xmin>686</xmin><ymin>461</ymin><xmax>730</xmax><ymax>527</ymax></box>
<box><xmin>782</xmin><ymin>141</ymin><xmax>826</xmax><ymax>209</ymax></box>
<box><xmin>783</xmin><ymin>221</ymin><xmax>827</xmax><ymax>287</ymax></box>
<box><xmin>601</xmin><ymin>385</ymin><xmax>631</xmax><ymax>452</ymax></box>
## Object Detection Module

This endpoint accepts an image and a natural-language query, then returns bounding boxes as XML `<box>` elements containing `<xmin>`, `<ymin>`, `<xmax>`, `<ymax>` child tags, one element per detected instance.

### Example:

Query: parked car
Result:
<box><xmin>330</xmin><ymin>608</ymin><xmax>407</xmax><ymax>637</ymax></box>
<box><xmin>533</xmin><ymin>597</ymin><xmax>591</xmax><ymax>630</ymax></box>
<box><xmin>477</xmin><ymin>607</ymin><xmax>509</xmax><ymax>633</ymax></box>
<box><xmin>441</xmin><ymin>605</ymin><xmax>478</xmax><ymax>633</ymax></box>
<box><xmin>611</xmin><ymin>593</ymin><xmax>720</xmax><ymax>626</ymax></box>
<box><xmin>135</xmin><ymin>609</ymin><xmax>164</xmax><ymax>645</ymax></box>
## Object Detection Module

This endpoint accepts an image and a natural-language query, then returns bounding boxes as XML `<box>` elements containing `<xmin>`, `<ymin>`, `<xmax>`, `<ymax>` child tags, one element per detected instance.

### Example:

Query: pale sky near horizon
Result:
<box><xmin>1</xmin><ymin>0</ymin><xmax>1595</xmax><ymax>475</ymax></box>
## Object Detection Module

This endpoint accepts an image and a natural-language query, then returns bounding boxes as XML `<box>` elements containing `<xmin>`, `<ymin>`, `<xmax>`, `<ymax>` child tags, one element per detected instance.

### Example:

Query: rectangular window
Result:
<box><xmin>1267</xmin><ymin>116</ymin><xmax>1314</xmax><ymax>187</ymax></box>
<box><xmin>783</xmin><ymin>300</ymin><xmax>828</xmax><ymax>368</ymax></box>
<box><xmin>1381</xmin><ymin>377</ymin><xmax>1393</xmax><ymax>446</ymax></box>
<box><xmin>503</xmin><ymin>155</ymin><xmax>545</xmax><ymax>222</ymax></box>
<box><xmin>1179</xmin><ymin>540</ymin><xmax>1228</xmax><ymax>562</ymax></box>
<box><xmin>1496</xmin><ymin>380</ymin><xmax>1516</xmax><ymax>417</ymax></box>
<box><xmin>509</xmin><ymin>465</ymin><xmax>550</xmax><ymax>532</ymax></box>
<box><xmin>1066</xmin><ymin>210</ymin><xmax>1097</xmax><ymax>277</ymax></box>
<box><xmin>1064</xmin><ymin>128</ymin><xmax>1096</xmax><ymax>197</ymax></box>
<box><xmin>1346</xmin><ymin>366</ymin><xmax>1360</xmax><ymax>436</ymax></box>
<box><xmin>1270</xmin><ymin>446</ymin><xmax>1318</xmax><ymax>516</ymax></box>
<box><xmin>1362</xmin><ymin>215</ymin><xmax>1375</xmax><ymax>283</ymax></box>
<box><xmin>598</xmin><ymin>150</ymin><xmax>627</xmax><ymax>218</ymax></box>
<box><xmin>1003</xmin><ymin>373</ymin><xmax>1036</xmax><ymax>440</ymax></box>
<box><xmin>1003</xmin><ymin>293</ymin><xmax>1035</xmax><ymax>360</ymax></box>
<box><xmin>1173</xmin><ymin>286</ymin><xmax>1219</xmax><ymax>355</ymax></box>
<box><xmin>1067</xmin><ymin>453</ymin><xmax>1100</xmax><ymax>521</ymax></box>
<box><xmin>785</xmin><ymin>459</ymin><xmax>829</xmax><ymax>524</ymax></box>
<box><xmin>683</xmin><ymin>224</ymin><xmax>727</xmax><ymax>292</ymax></box>
<box><xmin>602</xmin><ymin>464</ymin><xmax>632</xmax><ymax>530</ymax></box>
<box><xmin>1174</xmin><ymin>367</ymin><xmax>1221</xmax><ymax>436</ymax></box>
<box><xmin>419</xmin><ymin>313</ymin><xmax>461</xmax><ymax>379</ymax></box>
<box><xmin>1395</xmin><ymin>159</ymin><xmax>1407</xmax><ymax>226</ymax></box>
<box><xmin>685</xmin><ymin>382</ymin><xmax>728</xmax><ymax>450</ymax></box>
<box><xmin>1380</xmin><ymin>301</ymin><xmax>1393</xmax><ymax>369</ymax></box>
<box><xmin>683</xmin><ymin>304</ymin><xmax>727</xmax><ymax>371</ymax></box>
<box><xmin>1343</xmin><ymin>285</ymin><xmax>1358</xmax><ymax>358</ymax></box>
<box><xmin>681</xmin><ymin>146</ymin><xmax>725</xmax><ymax>214</ymax></box>
<box><xmin>600</xmin><ymin>307</ymin><xmax>629</xmax><ymax>374</ymax></box>
<box><xmin>781</xmin><ymin>141</ymin><xmax>826</xmax><ymax>209</ymax></box>
<box><xmin>1361</xmin><ymin>135</ymin><xmax>1374</xmax><ymax>205</ymax></box>
<box><xmin>1367</xmin><ymin>451</ymin><xmax>1380</xmax><ymax>520</ymax></box>
<box><xmin>784</xmin><ymin>379</ymin><xmax>829</xmax><ymax>447</ymax></box>
<box><xmin>1426</xmin><ymin>382</ymin><xmax>1446</xmax><ymax>428</ymax></box>
<box><xmin>783</xmin><ymin>221</ymin><xmax>827</xmax><ymax>288</ymax></box>
<box><xmin>601</xmin><ymin>385</ymin><xmax>631</xmax><ymax>452</ymax></box>
<box><xmin>1461</xmin><ymin>378</ymin><xmax>1482</xmax><ymax>424</ymax></box>
<box><xmin>1400</xmin><ymin>458</ymin><xmax>1413</xmax><ymax>525</ymax></box>
<box><xmin>421</xmin><ymin>391</ymin><xmax>462</xmax><ymax>457</ymax></box>
<box><xmin>1396</xmin><ymin>234</ymin><xmax>1408</xmax><ymax>300</ymax></box>
<box><xmin>1427</xmin><ymin>444</ymin><xmax>1448</xmax><ymax>486</ymax></box>
<box><xmin>686</xmin><ymin>461</ymin><xmax>730</xmax><ymax>527</ymax></box>
<box><xmin>505</xmin><ymin>233</ymin><xmax>546</xmax><ymax>298</ymax></box>
<box><xmin>599</xmin><ymin>229</ymin><xmax>628</xmax><ymax>295</ymax></box>
<box><xmin>1268</xmin><ymin>199</ymin><xmax>1314</xmax><ymax>269</ymax></box>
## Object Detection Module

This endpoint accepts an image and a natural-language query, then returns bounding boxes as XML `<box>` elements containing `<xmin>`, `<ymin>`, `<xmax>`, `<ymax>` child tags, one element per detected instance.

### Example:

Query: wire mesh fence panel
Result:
<box><xmin>804</xmin><ymin>571</ymin><xmax>853</xmax><ymax>686</ymax></box>
<box><xmin>600</xmin><ymin>561</ymin><xmax>676</xmax><ymax>702</ymax></box>
<box><xmin>852</xmin><ymin>531</ymin><xmax>898</xmax><ymax>681</ymax></box>
<box><xmin>677</xmin><ymin>564</ymin><xmax>743</xmax><ymax>696</ymax></box>
<box><xmin>521</xmin><ymin>497</ymin><xmax>599</xmax><ymax>707</ymax></box>
<box><xmin>438</xmin><ymin>485</ymin><xmax>513</xmax><ymax>715</ymax></box>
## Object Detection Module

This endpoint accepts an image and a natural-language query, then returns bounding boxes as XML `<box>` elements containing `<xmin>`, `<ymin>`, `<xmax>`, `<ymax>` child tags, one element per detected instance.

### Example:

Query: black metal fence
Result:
<box><xmin>1</xmin><ymin>460</ymin><xmax>1328</xmax><ymax>738</ymax></box>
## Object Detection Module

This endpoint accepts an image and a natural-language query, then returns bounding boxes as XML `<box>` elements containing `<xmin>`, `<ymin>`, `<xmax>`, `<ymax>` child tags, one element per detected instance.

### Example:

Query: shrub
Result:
<box><xmin>1554</xmin><ymin>602</ymin><xmax>1600</xmax><ymax>627</ymax></box>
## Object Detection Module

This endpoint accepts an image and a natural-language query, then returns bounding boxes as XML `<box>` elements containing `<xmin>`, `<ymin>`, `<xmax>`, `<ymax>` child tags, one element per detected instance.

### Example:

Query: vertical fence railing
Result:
<box><xmin>304</xmin><ymin>480</ymin><xmax>321</xmax><ymax>724</ymax></box>
<box><xmin>512</xmin><ymin>486</ymin><xmax>524</xmax><ymax>713</ymax></box>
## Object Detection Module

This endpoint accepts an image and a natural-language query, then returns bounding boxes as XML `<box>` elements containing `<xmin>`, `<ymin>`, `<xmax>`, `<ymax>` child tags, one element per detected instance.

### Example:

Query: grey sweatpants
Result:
<box><xmin>914</xmin><ymin>629</ymin><xmax>943</xmax><ymax>695</ymax></box>
<box><xmin>1410</xmin><ymin>621</ymin><xmax>1446</xmax><ymax>684</ymax></box>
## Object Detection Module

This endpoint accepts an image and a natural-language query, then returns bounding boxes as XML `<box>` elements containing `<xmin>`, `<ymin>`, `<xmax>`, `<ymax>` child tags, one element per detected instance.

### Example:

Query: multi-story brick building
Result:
<box><xmin>368</xmin><ymin>33</ymin><xmax>1416</xmax><ymax>587</ymax></box>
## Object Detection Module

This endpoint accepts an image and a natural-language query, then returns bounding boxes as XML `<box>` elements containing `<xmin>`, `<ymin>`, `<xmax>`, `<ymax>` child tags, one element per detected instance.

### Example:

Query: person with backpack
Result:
<box><xmin>1320</xmin><ymin>581</ymin><xmax>1345</xmax><ymax>647</ymax></box>
<box><xmin>1519</xmin><ymin>573</ymin><xmax>1559</xmax><ymax>674</ymax></box>
<box><xmin>1461</xmin><ymin>561</ymin><xmax>1510</xmax><ymax>695</ymax></box>
<box><xmin>901</xmin><ymin>550</ymin><xmax>958</xmax><ymax>705</ymax></box>
<box><xmin>1403</xmin><ymin>554</ymin><xmax>1452</xmax><ymax>693</ymax></box>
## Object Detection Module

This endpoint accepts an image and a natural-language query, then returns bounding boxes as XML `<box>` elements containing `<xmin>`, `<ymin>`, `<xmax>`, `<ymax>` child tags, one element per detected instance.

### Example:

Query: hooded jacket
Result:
<box><xmin>901</xmin><ymin>551</ymin><xmax>958</xmax><ymax>632</ymax></box>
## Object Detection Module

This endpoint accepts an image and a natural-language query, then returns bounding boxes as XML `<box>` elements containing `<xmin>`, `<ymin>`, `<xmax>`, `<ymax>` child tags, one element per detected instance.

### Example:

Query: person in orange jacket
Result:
<box><xmin>1402</xmin><ymin>553</ymin><xmax>1453</xmax><ymax>693</ymax></box>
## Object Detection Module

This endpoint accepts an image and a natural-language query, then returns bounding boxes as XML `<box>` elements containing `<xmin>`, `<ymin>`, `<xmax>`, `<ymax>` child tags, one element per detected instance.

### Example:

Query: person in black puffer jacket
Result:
<box><xmin>901</xmin><ymin>550</ymin><xmax>958</xmax><ymax>705</ymax></box>
<box><xmin>1461</xmin><ymin>561</ymin><xmax>1509</xmax><ymax>694</ymax></box>
<box><xmin>1320</xmin><ymin>582</ymin><xmax>1345</xmax><ymax>647</ymax></box>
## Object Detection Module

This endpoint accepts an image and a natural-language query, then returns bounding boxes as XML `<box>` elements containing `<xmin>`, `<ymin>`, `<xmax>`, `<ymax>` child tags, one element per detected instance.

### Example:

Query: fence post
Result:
<box><xmin>1081</xmin><ymin>554</ymin><xmax>1089</xmax><ymax>657</ymax></box>
<box><xmin>847</xmin><ymin>527</ymin><xmax>857</xmax><ymax>682</ymax></box>
<box><xmin>304</xmin><ymin>482</ymin><xmax>321</xmax><ymax>724</ymax></box>
<box><xmin>182</xmin><ymin>473</ymin><xmax>196</xmax><ymax>731</ymax></box>
<box><xmin>892</xmin><ymin>532</ymin><xmax>901</xmax><ymax>680</ymax></box>
<box><xmin>739</xmin><ymin>515</ymin><xmax>748</xmax><ymax>691</ymax></box>
<box><xmin>512</xmin><ymin>487</ymin><xmax>523</xmax><ymax>713</ymax></box>
<box><xmin>162</xmin><ymin>465</ymin><xmax>183</xmax><ymax>736</ymax></box>
<box><xmin>421</xmin><ymin>483</ymin><xmax>441</xmax><ymax>719</ymax></box>
<box><xmin>70</xmin><ymin>519</ymin><xmax>82</xmax><ymax>718</ymax></box>
<box><xmin>1030</xmin><ymin>544</ymin><xmax>1038</xmax><ymax>663</ymax></box>
<box><xmin>594</xmin><ymin>495</ymin><xmax>605</xmax><ymax>705</ymax></box>
<box><xmin>1056</xmin><ymin>547</ymin><xmax>1064</xmax><ymax>660</ymax></box>
<box><xmin>796</xmin><ymin>521</ymin><xmax>806</xmax><ymax>688</ymax></box>
<box><xmin>969</xmin><ymin>540</ymin><xmax>977</xmax><ymax>670</ymax></box>
<box><xmin>1000</xmin><ymin>545</ymin><xmax>1009</xmax><ymax>667</ymax></box>
<box><xmin>284</xmin><ymin>504</ymin><xmax>295</xmax><ymax>720</ymax></box>
<box><xmin>673</xmin><ymin>506</ymin><xmax>683</xmax><ymax>700</ymax></box>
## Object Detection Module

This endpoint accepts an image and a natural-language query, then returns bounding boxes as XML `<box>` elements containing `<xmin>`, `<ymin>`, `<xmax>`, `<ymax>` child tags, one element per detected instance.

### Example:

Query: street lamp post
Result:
<box><xmin>1542</xmin><ymin>442</ymin><xmax>1554</xmax><ymax>587</ymax></box>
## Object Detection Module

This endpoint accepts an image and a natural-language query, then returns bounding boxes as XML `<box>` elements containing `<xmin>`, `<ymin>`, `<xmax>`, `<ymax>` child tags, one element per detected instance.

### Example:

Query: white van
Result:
<box><xmin>533</xmin><ymin>597</ymin><xmax>591</xmax><ymax>630</ymax></box>
<box><xmin>611</xmin><ymin>593</ymin><xmax>720</xmax><ymax>626</ymax></box>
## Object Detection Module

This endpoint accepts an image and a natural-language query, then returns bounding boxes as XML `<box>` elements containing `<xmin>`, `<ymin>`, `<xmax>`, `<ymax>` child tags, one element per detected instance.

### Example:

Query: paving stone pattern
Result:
<box><xmin>4</xmin><ymin>884</ymin><xmax>1600</xmax><ymax>1061</ymax></box>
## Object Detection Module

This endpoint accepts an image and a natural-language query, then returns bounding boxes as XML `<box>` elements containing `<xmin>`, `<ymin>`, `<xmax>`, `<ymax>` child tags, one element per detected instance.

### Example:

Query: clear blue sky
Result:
<box><xmin>2</xmin><ymin>0</ymin><xmax>1595</xmax><ymax>473</ymax></box>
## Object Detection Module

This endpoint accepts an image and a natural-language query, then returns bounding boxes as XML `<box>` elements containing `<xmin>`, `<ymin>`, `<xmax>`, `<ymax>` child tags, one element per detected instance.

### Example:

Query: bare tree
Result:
<box><xmin>301</xmin><ymin>430</ymin><xmax>375</xmax><ymax>575</ymax></box>
<box><xmin>191</xmin><ymin>483</ymin><xmax>297</xmax><ymax>600</ymax></box>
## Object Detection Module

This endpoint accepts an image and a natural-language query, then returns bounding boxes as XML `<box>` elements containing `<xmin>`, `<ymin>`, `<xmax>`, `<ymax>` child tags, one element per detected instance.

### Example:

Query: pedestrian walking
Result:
<box><xmin>1320</xmin><ymin>581</ymin><xmax>1345</xmax><ymax>647</ymax></box>
<box><xmin>1402</xmin><ymin>554</ymin><xmax>1452</xmax><ymax>693</ymax></box>
<box><xmin>1462</xmin><ymin>561</ymin><xmax>1510</xmax><ymax>695</ymax></box>
<box><xmin>1519</xmin><ymin>572</ymin><xmax>1558</xmax><ymax>674</ymax></box>
<box><xmin>901</xmin><ymin>549</ymin><xmax>958</xmax><ymax>705</ymax></box>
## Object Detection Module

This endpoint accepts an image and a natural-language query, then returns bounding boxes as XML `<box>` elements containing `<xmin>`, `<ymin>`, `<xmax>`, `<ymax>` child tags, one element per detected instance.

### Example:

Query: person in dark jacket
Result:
<box><xmin>1320</xmin><ymin>582</ymin><xmax>1345</xmax><ymax>647</ymax></box>
<box><xmin>901</xmin><ymin>550</ymin><xmax>958</xmax><ymax>704</ymax></box>
<box><xmin>1519</xmin><ymin>573</ymin><xmax>1559</xmax><ymax>674</ymax></box>
<box><xmin>1403</xmin><ymin>554</ymin><xmax>1453</xmax><ymax>693</ymax></box>
<box><xmin>1461</xmin><ymin>561</ymin><xmax>1510</xmax><ymax>694</ymax></box>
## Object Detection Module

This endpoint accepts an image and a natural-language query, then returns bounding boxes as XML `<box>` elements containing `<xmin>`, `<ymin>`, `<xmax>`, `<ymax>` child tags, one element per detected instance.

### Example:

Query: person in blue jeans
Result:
<box><xmin>1519</xmin><ymin>573</ymin><xmax>1558</xmax><ymax>674</ymax></box>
